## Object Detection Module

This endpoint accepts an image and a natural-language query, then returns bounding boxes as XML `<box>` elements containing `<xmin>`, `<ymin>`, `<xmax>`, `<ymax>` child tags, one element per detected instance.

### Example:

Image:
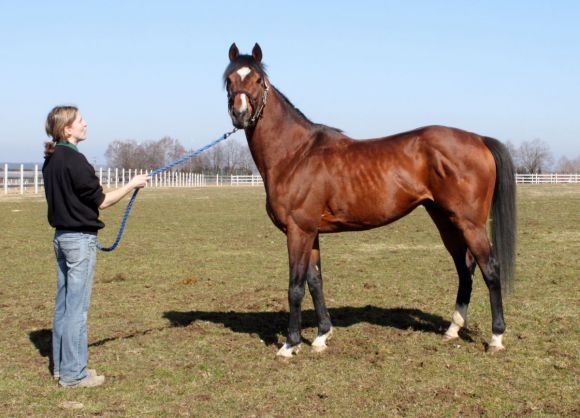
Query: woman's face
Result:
<box><xmin>65</xmin><ymin>112</ymin><xmax>88</xmax><ymax>142</ymax></box>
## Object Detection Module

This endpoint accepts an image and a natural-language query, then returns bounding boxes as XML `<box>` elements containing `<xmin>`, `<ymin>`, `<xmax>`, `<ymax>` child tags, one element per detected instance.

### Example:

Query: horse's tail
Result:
<box><xmin>483</xmin><ymin>137</ymin><xmax>517</xmax><ymax>293</ymax></box>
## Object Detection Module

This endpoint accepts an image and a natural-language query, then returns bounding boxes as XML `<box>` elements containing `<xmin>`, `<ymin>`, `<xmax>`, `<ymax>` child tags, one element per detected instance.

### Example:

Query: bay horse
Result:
<box><xmin>223</xmin><ymin>43</ymin><xmax>516</xmax><ymax>358</ymax></box>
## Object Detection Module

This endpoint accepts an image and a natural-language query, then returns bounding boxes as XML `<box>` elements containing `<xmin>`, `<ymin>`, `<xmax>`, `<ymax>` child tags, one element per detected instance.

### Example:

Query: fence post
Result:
<box><xmin>3</xmin><ymin>164</ymin><xmax>7</xmax><ymax>195</ymax></box>
<box><xmin>34</xmin><ymin>164</ymin><xmax>39</xmax><ymax>194</ymax></box>
<box><xmin>99</xmin><ymin>167</ymin><xmax>103</xmax><ymax>186</ymax></box>
<box><xmin>20</xmin><ymin>164</ymin><xmax>24</xmax><ymax>194</ymax></box>
<box><xmin>107</xmin><ymin>168</ymin><xmax>111</xmax><ymax>189</ymax></box>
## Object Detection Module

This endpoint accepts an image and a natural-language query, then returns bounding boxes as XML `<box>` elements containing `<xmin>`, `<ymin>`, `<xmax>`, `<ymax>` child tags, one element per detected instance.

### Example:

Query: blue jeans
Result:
<box><xmin>52</xmin><ymin>230</ymin><xmax>97</xmax><ymax>386</ymax></box>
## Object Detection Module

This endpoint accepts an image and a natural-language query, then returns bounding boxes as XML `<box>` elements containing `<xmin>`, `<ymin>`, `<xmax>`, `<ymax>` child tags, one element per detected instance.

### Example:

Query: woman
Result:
<box><xmin>43</xmin><ymin>105</ymin><xmax>149</xmax><ymax>388</ymax></box>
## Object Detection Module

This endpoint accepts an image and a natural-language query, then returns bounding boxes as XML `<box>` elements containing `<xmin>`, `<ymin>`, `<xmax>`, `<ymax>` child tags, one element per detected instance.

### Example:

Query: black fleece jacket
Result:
<box><xmin>42</xmin><ymin>144</ymin><xmax>106</xmax><ymax>233</ymax></box>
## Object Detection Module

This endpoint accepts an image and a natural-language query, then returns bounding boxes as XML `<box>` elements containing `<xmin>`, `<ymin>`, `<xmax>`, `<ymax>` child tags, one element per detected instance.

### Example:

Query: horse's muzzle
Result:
<box><xmin>228</xmin><ymin>91</ymin><xmax>256</xmax><ymax>129</ymax></box>
<box><xmin>229</xmin><ymin>108</ymin><xmax>252</xmax><ymax>129</ymax></box>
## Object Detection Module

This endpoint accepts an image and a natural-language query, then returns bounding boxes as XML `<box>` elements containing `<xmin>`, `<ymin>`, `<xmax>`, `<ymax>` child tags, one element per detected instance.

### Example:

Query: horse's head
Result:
<box><xmin>223</xmin><ymin>43</ymin><xmax>269</xmax><ymax>129</ymax></box>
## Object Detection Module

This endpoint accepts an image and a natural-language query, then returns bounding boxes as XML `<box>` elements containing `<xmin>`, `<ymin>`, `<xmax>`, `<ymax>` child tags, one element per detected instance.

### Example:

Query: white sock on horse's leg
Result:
<box><xmin>311</xmin><ymin>328</ymin><xmax>333</xmax><ymax>353</ymax></box>
<box><xmin>444</xmin><ymin>304</ymin><xmax>468</xmax><ymax>340</ymax></box>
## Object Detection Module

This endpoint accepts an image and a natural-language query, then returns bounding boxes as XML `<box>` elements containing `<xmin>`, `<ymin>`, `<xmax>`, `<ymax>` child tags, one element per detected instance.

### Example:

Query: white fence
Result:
<box><xmin>2</xmin><ymin>164</ymin><xmax>579</xmax><ymax>195</ymax></box>
<box><xmin>515</xmin><ymin>173</ymin><xmax>580</xmax><ymax>184</ymax></box>
<box><xmin>1</xmin><ymin>164</ymin><xmax>263</xmax><ymax>195</ymax></box>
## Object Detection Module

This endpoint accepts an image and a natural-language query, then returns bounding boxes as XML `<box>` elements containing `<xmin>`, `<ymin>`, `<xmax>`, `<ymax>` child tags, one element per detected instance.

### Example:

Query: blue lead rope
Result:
<box><xmin>96</xmin><ymin>127</ymin><xmax>239</xmax><ymax>252</ymax></box>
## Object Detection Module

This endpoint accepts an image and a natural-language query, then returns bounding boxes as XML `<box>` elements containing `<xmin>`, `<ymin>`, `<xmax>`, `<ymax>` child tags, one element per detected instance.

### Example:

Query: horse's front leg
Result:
<box><xmin>276</xmin><ymin>225</ymin><xmax>317</xmax><ymax>358</ymax></box>
<box><xmin>307</xmin><ymin>235</ymin><xmax>333</xmax><ymax>353</ymax></box>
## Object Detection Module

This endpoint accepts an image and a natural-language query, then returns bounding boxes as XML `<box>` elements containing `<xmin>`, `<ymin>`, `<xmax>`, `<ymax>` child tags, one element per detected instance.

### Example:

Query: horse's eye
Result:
<box><xmin>256</xmin><ymin>78</ymin><xmax>262</xmax><ymax>84</ymax></box>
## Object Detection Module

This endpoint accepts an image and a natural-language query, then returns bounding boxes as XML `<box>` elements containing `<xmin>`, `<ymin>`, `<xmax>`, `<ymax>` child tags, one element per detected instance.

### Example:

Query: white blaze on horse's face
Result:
<box><xmin>236</xmin><ymin>66</ymin><xmax>252</xmax><ymax>81</ymax></box>
<box><xmin>238</xmin><ymin>94</ymin><xmax>248</xmax><ymax>113</ymax></box>
<box><xmin>231</xmin><ymin>67</ymin><xmax>253</xmax><ymax>114</ymax></box>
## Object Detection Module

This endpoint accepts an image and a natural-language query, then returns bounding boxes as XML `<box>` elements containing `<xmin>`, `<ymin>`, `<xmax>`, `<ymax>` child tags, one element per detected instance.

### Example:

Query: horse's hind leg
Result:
<box><xmin>307</xmin><ymin>235</ymin><xmax>333</xmax><ymax>352</ymax></box>
<box><xmin>425</xmin><ymin>205</ymin><xmax>476</xmax><ymax>341</ymax></box>
<box><xmin>462</xmin><ymin>226</ymin><xmax>507</xmax><ymax>352</ymax></box>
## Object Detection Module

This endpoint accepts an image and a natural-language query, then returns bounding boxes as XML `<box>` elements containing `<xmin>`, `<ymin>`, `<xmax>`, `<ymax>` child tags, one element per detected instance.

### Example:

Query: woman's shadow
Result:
<box><xmin>28</xmin><ymin>329</ymin><xmax>54</xmax><ymax>376</ymax></box>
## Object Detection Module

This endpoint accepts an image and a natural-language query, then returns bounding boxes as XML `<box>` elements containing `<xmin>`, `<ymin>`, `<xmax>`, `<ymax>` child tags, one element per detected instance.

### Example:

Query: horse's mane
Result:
<box><xmin>273</xmin><ymin>86</ymin><xmax>343</xmax><ymax>134</ymax></box>
<box><xmin>224</xmin><ymin>55</ymin><xmax>342</xmax><ymax>134</ymax></box>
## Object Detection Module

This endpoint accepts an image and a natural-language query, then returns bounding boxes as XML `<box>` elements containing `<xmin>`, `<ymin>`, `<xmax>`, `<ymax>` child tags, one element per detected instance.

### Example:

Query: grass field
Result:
<box><xmin>0</xmin><ymin>185</ymin><xmax>578</xmax><ymax>417</ymax></box>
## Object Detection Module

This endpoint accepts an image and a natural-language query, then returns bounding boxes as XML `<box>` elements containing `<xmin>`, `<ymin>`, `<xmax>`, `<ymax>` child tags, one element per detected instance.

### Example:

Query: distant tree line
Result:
<box><xmin>505</xmin><ymin>139</ymin><xmax>580</xmax><ymax>174</ymax></box>
<box><xmin>104</xmin><ymin>136</ymin><xmax>256</xmax><ymax>175</ymax></box>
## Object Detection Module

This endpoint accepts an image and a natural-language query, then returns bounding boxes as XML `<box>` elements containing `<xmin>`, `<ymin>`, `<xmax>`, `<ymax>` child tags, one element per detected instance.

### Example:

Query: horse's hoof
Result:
<box><xmin>487</xmin><ymin>344</ymin><xmax>505</xmax><ymax>354</ymax></box>
<box><xmin>311</xmin><ymin>328</ymin><xmax>333</xmax><ymax>353</ymax></box>
<box><xmin>311</xmin><ymin>343</ymin><xmax>327</xmax><ymax>353</ymax></box>
<box><xmin>443</xmin><ymin>321</ymin><xmax>461</xmax><ymax>342</ymax></box>
<box><xmin>487</xmin><ymin>334</ymin><xmax>505</xmax><ymax>353</ymax></box>
<box><xmin>276</xmin><ymin>343</ymin><xmax>300</xmax><ymax>358</ymax></box>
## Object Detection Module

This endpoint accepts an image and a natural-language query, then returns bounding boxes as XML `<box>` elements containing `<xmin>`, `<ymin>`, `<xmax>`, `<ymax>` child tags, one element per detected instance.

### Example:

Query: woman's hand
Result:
<box><xmin>100</xmin><ymin>174</ymin><xmax>151</xmax><ymax>209</ymax></box>
<box><xmin>128</xmin><ymin>174</ymin><xmax>150</xmax><ymax>189</ymax></box>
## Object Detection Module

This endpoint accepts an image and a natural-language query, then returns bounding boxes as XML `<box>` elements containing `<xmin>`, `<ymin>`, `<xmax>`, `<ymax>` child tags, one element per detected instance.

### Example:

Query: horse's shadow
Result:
<box><xmin>28</xmin><ymin>306</ymin><xmax>472</xmax><ymax>371</ymax></box>
<box><xmin>163</xmin><ymin>305</ymin><xmax>473</xmax><ymax>346</ymax></box>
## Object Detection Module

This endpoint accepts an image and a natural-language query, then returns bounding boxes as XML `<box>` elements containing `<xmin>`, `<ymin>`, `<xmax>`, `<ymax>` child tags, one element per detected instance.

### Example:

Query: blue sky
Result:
<box><xmin>1</xmin><ymin>1</ymin><xmax>579</xmax><ymax>164</ymax></box>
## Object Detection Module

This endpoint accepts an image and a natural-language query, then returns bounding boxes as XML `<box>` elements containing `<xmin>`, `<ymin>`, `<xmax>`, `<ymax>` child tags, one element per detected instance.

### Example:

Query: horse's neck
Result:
<box><xmin>245</xmin><ymin>89</ymin><xmax>312</xmax><ymax>178</ymax></box>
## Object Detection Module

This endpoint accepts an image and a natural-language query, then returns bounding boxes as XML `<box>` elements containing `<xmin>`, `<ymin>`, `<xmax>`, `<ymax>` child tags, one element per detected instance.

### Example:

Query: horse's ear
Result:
<box><xmin>252</xmin><ymin>43</ymin><xmax>262</xmax><ymax>63</ymax></box>
<box><xmin>229</xmin><ymin>43</ymin><xmax>239</xmax><ymax>62</ymax></box>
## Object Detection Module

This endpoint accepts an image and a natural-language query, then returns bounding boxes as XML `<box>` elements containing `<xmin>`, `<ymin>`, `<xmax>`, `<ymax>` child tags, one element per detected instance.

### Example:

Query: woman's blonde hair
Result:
<box><xmin>44</xmin><ymin>105</ymin><xmax>78</xmax><ymax>157</ymax></box>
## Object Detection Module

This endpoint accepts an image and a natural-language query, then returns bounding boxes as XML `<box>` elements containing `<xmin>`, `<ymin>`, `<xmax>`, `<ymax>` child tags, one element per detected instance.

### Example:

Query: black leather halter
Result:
<box><xmin>228</xmin><ymin>81</ymin><xmax>269</xmax><ymax>126</ymax></box>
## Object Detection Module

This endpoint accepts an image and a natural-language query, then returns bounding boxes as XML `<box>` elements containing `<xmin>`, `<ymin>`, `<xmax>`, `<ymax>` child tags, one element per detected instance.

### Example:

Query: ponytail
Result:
<box><xmin>44</xmin><ymin>139</ymin><xmax>58</xmax><ymax>158</ymax></box>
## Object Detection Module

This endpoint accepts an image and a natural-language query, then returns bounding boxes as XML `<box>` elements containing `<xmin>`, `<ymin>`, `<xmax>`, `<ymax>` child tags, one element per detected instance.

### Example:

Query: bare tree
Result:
<box><xmin>556</xmin><ymin>156</ymin><xmax>580</xmax><ymax>173</ymax></box>
<box><xmin>516</xmin><ymin>139</ymin><xmax>553</xmax><ymax>174</ymax></box>
<box><xmin>179</xmin><ymin>154</ymin><xmax>209</xmax><ymax>173</ymax></box>
<box><xmin>105</xmin><ymin>139</ymin><xmax>142</xmax><ymax>168</ymax></box>
<box><xmin>238</xmin><ymin>143</ymin><xmax>257</xmax><ymax>174</ymax></box>
<box><xmin>206</xmin><ymin>143</ymin><xmax>225</xmax><ymax>174</ymax></box>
